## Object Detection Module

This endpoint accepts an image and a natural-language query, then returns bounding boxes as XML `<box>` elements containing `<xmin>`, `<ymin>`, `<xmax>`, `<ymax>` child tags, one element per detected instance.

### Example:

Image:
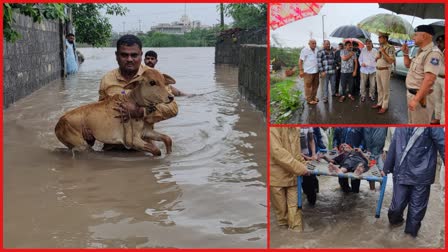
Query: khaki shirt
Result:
<box><xmin>270</xmin><ymin>127</ymin><xmax>308</xmax><ymax>187</ymax></box>
<box><xmin>438</xmin><ymin>49</ymin><xmax>445</xmax><ymax>77</ymax></box>
<box><xmin>99</xmin><ymin>64</ymin><xmax>178</xmax><ymax>123</ymax></box>
<box><xmin>406</xmin><ymin>42</ymin><xmax>443</xmax><ymax>89</ymax></box>
<box><xmin>376</xmin><ymin>43</ymin><xmax>395</xmax><ymax>68</ymax></box>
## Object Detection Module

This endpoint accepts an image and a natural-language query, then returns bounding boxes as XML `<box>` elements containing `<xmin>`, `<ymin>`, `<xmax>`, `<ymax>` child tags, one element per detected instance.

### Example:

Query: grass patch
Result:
<box><xmin>270</xmin><ymin>78</ymin><xmax>303</xmax><ymax>124</ymax></box>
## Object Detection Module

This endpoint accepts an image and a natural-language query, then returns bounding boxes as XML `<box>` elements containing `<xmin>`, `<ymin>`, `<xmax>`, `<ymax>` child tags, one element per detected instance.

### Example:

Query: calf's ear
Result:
<box><xmin>163</xmin><ymin>74</ymin><xmax>176</xmax><ymax>85</ymax></box>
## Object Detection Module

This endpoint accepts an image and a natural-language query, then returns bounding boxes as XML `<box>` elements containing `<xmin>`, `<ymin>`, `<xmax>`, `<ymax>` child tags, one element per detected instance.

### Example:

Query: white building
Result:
<box><xmin>151</xmin><ymin>15</ymin><xmax>209</xmax><ymax>35</ymax></box>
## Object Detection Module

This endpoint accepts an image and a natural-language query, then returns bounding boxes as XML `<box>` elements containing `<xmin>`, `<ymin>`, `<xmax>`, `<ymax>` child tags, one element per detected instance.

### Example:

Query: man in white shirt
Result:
<box><xmin>359</xmin><ymin>39</ymin><xmax>378</xmax><ymax>102</ymax></box>
<box><xmin>299</xmin><ymin>39</ymin><xmax>319</xmax><ymax>105</ymax></box>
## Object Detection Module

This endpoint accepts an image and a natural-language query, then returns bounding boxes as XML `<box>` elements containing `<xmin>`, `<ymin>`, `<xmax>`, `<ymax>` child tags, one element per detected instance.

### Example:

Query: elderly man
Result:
<box><xmin>359</xmin><ymin>39</ymin><xmax>378</xmax><ymax>102</ymax></box>
<box><xmin>317</xmin><ymin>40</ymin><xmax>336</xmax><ymax>103</ymax></box>
<box><xmin>431</xmin><ymin>35</ymin><xmax>445</xmax><ymax>125</ymax></box>
<box><xmin>299</xmin><ymin>39</ymin><xmax>319</xmax><ymax>105</ymax></box>
<box><xmin>402</xmin><ymin>25</ymin><xmax>443</xmax><ymax>124</ymax></box>
<box><xmin>373</xmin><ymin>32</ymin><xmax>395</xmax><ymax>114</ymax></box>
<box><xmin>384</xmin><ymin>127</ymin><xmax>444</xmax><ymax>237</ymax></box>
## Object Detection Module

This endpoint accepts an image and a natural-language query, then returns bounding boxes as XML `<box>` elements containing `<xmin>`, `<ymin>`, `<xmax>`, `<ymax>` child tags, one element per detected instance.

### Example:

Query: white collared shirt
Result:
<box><xmin>359</xmin><ymin>47</ymin><xmax>378</xmax><ymax>74</ymax></box>
<box><xmin>300</xmin><ymin>47</ymin><xmax>318</xmax><ymax>74</ymax></box>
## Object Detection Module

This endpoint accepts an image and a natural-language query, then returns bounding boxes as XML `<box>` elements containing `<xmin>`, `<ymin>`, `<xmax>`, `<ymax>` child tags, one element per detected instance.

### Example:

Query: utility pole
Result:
<box><xmin>122</xmin><ymin>22</ymin><xmax>125</xmax><ymax>34</ymax></box>
<box><xmin>138</xmin><ymin>19</ymin><xmax>142</xmax><ymax>33</ymax></box>
<box><xmin>220</xmin><ymin>3</ymin><xmax>224</xmax><ymax>29</ymax></box>
<box><xmin>322</xmin><ymin>14</ymin><xmax>326</xmax><ymax>44</ymax></box>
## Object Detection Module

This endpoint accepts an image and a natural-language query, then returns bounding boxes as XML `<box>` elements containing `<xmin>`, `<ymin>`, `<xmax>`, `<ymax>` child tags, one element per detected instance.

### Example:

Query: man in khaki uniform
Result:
<box><xmin>270</xmin><ymin>127</ymin><xmax>310</xmax><ymax>232</ymax></box>
<box><xmin>372</xmin><ymin>32</ymin><xmax>395</xmax><ymax>114</ymax></box>
<box><xmin>431</xmin><ymin>35</ymin><xmax>445</xmax><ymax>125</ymax></box>
<box><xmin>401</xmin><ymin>25</ymin><xmax>443</xmax><ymax>124</ymax></box>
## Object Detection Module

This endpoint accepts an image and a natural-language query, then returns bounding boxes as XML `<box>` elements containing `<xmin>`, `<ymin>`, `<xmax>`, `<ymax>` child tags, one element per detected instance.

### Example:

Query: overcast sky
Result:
<box><xmin>270</xmin><ymin>3</ymin><xmax>444</xmax><ymax>48</ymax></box>
<box><xmin>105</xmin><ymin>4</ymin><xmax>229</xmax><ymax>33</ymax></box>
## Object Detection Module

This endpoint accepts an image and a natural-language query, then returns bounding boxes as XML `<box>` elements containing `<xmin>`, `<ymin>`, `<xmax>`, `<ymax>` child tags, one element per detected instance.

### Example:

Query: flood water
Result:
<box><xmin>270</xmin><ymin>173</ymin><xmax>445</xmax><ymax>248</ymax></box>
<box><xmin>3</xmin><ymin>47</ymin><xmax>267</xmax><ymax>248</ymax></box>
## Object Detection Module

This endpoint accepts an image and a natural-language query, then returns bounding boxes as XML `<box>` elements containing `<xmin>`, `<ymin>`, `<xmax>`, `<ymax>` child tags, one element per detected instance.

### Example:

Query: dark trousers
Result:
<box><xmin>353</xmin><ymin>68</ymin><xmax>361</xmax><ymax>96</ymax></box>
<box><xmin>302</xmin><ymin>175</ymin><xmax>319</xmax><ymax>205</ymax></box>
<box><xmin>388</xmin><ymin>183</ymin><xmax>431</xmax><ymax>237</ymax></box>
<box><xmin>335</xmin><ymin>68</ymin><xmax>341</xmax><ymax>94</ymax></box>
<box><xmin>340</xmin><ymin>73</ymin><xmax>353</xmax><ymax>96</ymax></box>
<box><xmin>338</xmin><ymin>178</ymin><xmax>361</xmax><ymax>193</ymax></box>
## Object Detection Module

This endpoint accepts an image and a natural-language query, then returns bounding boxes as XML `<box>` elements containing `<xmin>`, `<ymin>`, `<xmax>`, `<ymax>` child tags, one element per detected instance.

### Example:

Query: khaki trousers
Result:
<box><xmin>303</xmin><ymin>73</ymin><xmax>320</xmax><ymax>102</ymax></box>
<box><xmin>360</xmin><ymin>72</ymin><xmax>376</xmax><ymax>98</ymax></box>
<box><xmin>376</xmin><ymin>69</ymin><xmax>391</xmax><ymax>109</ymax></box>
<box><xmin>271</xmin><ymin>186</ymin><xmax>303</xmax><ymax>231</ymax></box>
<box><xmin>407</xmin><ymin>91</ymin><xmax>435</xmax><ymax>124</ymax></box>
<box><xmin>433</xmin><ymin>77</ymin><xmax>445</xmax><ymax>123</ymax></box>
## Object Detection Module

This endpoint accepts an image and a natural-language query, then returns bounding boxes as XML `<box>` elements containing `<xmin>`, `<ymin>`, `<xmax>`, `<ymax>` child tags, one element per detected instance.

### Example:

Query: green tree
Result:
<box><xmin>69</xmin><ymin>4</ymin><xmax>128</xmax><ymax>47</ymax></box>
<box><xmin>3</xmin><ymin>3</ymin><xmax>66</xmax><ymax>42</ymax></box>
<box><xmin>223</xmin><ymin>4</ymin><xmax>266</xmax><ymax>29</ymax></box>
<box><xmin>138</xmin><ymin>27</ymin><xmax>218</xmax><ymax>48</ymax></box>
<box><xmin>270</xmin><ymin>47</ymin><xmax>302</xmax><ymax>68</ymax></box>
<box><xmin>3</xmin><ymin>3</ymin><xmax>127</xmax><ymax>46</ymax></box>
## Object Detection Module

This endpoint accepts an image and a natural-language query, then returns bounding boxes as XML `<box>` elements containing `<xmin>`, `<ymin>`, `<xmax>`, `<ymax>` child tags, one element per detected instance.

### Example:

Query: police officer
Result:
<box><xmin>373</xmin><ymin>32</ymin><xmax>395</xmax><ymax>114</ymax></box>
<box><xmin>431</xmin><ymin>35</ymin><xmax>445</xmax><ymax>125</ymax></box>
<box><xmin>384</xmin><ymin>127</ymin><xmax>445</xmax><ymax>237</ymax></box>
<box><xmin>402</xmin><ymin>25</ymin><xmax>443</xmax><ymax>124</ymax></box>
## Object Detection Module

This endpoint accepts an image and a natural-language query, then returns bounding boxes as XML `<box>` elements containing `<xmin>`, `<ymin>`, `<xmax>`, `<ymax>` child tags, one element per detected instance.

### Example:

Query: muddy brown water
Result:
<box><xmin>270</xmin><ymin>173</ymin><xmax>445</xmax><ymax>248</ymax></box>
<box><xmin>3</xmin><ymin>47</ymin><xmax>267</xmax><ymax>248</ymax></box>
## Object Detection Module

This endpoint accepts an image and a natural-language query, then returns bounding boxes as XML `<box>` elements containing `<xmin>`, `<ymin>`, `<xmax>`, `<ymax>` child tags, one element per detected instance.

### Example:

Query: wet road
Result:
<box><xmin>3</xmin><ymin>47</ymin><xmax>267</xmax><ymax>248</ymax></box>
<box><xmin>288</xmin><ymin>75</ymin><xmax>409</xmax><ymax>124</ymax></box>
<box><xmin>270</xmin><ymin>173</ymin><xmax>445</xmax><ymax>248</ymax></box>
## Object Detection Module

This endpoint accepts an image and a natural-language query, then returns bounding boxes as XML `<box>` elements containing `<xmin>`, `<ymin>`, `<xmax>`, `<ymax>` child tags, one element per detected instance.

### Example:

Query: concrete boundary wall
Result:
<box><xmin>3</xmin><ymin>12</ymin><xmax>64</xmax><ymax>109</ymax></box>
<box><xmin>238</xmin><ymin>44</ymin><xmax>267</xmax><ymax>114</ymax></box>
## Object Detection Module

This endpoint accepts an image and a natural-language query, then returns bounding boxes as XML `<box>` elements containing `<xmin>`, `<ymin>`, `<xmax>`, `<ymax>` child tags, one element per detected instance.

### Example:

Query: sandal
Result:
<box><xmin>348</xmin><ymin>94</ymin><xmax>355</xmax><ymax>101</ymax></box>
<box><xmin>338</xmin><ymin>96</ymin><xmax>345</xmax><ymax>103</ymax></box>
<box><xmin>307</xmin><ymin>101</ymin><xmax>318</xmax><ymax>105</ymax></box>
<box><xmin>361</xmin><ymin>96</ymin><xmax>366</xmax><ymax>102</ymax></box>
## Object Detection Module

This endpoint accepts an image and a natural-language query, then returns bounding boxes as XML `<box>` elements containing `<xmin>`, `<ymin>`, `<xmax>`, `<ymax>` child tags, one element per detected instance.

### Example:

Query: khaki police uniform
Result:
<box><xmin>406</xmin><ymin>42</ymin><xmax>443</xmax><ymax>124</ymax></box>
<box><xmin>375</xmin><ymin>43</ymin><xmax>395</xmax><ymax>109</ymax></box>
<box><xmin>433</xmin><ymin>49</ymin><xmax>445</xmax><ymax>124</ymax></box>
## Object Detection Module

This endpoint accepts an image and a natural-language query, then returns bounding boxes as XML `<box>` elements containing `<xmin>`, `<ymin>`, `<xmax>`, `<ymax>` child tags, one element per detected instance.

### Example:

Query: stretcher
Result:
<box><xmin>297</xmin><ymin>151</ymin><xmax>387</xmax><ymax>218</ymax></box>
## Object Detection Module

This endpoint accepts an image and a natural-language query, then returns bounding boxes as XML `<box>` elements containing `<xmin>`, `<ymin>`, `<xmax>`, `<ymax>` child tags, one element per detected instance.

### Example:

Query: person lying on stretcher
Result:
<box><xmin>319</xmin><ymin>143</ymin><xmax>371</xmax><ymax>176</ymax></box>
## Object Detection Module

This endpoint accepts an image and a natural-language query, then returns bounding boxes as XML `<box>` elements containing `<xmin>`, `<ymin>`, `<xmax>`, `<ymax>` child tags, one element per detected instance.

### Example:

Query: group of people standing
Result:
<box><xmin>270</xmin><ymin>127</ymin><xmax>444</xmax><ymax>238</ymax></box>
<box><xmin>298</xmin><ymin>24</ymin><xmax>445</xmax><ymax>124</ymax></box>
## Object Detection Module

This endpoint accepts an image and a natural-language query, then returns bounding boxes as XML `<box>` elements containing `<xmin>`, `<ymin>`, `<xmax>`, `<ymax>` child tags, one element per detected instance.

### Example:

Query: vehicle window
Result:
<box><xmin>411</xmin><ymin>46</ymin><xmax>419</xmax><ymax>58</ymax></box>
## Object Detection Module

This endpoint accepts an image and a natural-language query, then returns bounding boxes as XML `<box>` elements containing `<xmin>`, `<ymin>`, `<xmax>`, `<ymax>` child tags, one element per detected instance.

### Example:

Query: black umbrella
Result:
<box><xmin>379</xmin><ymin>4</ymin><xmax>444</xmax><ymax>19</ymax></box>
<box><xmin>429</xmin><ymin>20</ymin><xmax>445</xmax><ymax>41</ymax></box>
<box><xmin>330</xmin><ymin>25</ymin><xmax>371</xmax><ymax>39</ymax></box>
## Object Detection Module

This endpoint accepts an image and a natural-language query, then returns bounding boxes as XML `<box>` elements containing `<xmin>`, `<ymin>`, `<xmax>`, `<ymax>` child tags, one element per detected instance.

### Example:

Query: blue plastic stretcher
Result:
<box><xmin>297</xmin><ymin>153</ymin><xmax>387</xmax><ymax>218</ymax></box>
